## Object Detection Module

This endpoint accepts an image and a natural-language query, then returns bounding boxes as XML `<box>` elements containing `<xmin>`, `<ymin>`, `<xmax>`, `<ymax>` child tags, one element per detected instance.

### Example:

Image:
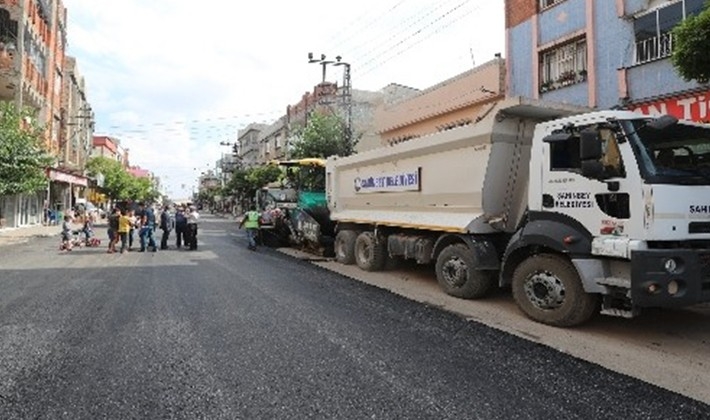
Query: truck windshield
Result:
<box><xmin>626</xmin><ymin>119</ymin><xmax>710</xmax><ymax>185</ymax></box>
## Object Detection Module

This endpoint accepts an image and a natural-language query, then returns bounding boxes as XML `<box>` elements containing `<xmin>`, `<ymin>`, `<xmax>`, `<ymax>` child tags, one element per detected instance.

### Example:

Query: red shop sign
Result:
<box><xmin>633</xmin><ymin>90</ymin><xmax>710</xmax><ymax>123</ymax></box>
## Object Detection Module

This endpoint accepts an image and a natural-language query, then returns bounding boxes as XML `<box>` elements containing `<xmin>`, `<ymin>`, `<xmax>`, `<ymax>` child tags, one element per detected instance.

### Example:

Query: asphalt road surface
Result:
<box><xmin>0</xmin><ymin>216</ymin><xmax>708</xmax><ymax>419</ymax></box>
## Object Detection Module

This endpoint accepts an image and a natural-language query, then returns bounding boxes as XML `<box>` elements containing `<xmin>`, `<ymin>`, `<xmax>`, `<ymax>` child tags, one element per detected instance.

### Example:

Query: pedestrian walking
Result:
<box><xmin>159</xmin><ymin>206</ymin><xmax>174</xmax><ymax>250</ymax></box>
<box><xmin>174</xmin><ymin>206</ymin><xmax>187</xmax><ymax>248</ymax></box>
<box><xmin>239</xmin><ymin>205</ymin><xmax>261</xmax><ymax>250</ymax></box>
<box><xmin>186</xmin><ymin>206</ymin><xmax>199</xmax><ymax>250</ymax></box>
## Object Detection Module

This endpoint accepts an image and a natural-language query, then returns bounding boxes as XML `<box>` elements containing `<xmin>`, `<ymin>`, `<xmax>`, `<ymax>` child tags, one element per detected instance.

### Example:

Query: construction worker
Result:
<box><xmin>239</xmin><ymin>205</ymin><xmax>261</xmax><ymax>250</ymax></box>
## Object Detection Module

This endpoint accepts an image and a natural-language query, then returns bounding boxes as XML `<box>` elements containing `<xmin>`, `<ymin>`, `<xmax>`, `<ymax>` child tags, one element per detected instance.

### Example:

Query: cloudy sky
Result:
<box><xmin>62</xmin><ymin>0</ymin><xmax>504</xmax><ymax>199</ymax></box>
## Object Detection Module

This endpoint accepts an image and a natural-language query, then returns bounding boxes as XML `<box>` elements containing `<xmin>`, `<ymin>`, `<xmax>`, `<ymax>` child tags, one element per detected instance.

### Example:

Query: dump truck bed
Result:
<box><xmin>326</xmin><ymin>97</ymin><xmax>586</xmax><ymax>234</ymax></box>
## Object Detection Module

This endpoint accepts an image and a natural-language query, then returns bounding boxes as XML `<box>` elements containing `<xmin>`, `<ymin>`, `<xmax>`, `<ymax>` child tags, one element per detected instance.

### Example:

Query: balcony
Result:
<box><xmin>0</xmin><ymin>42</ymin><xmax>17</xmax><ymax>100</ymax></box>
<box><xmin>635</xmin><ymin>32</ymin><xmax>673</xmax><ymax>65</ymax></box>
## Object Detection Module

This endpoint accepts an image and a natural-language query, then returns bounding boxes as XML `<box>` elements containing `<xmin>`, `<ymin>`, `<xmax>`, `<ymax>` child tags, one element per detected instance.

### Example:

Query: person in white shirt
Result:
<box><xmin>186</xmin><ymin>206</ymin><xmax>200</xmax><ymax>250</ymax></box>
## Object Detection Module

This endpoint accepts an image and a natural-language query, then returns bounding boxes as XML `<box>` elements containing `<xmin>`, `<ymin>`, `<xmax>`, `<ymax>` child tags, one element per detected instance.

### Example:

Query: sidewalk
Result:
<box><xmin>0</xmin><ymin>221</ymin><xmax>108</xmax><ymax>247</ymax></box>
<box><xmin>0</xmin><ymin>223</ymin><xmax>61</xmax><ymax>247</ymax></box>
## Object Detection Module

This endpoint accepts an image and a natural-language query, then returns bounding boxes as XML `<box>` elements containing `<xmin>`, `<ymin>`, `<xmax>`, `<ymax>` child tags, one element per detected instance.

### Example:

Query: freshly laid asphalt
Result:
<box><xmin>0</xmin><ymin>215</ymin><xmax>708</xmax><ymax>419</ymax></box>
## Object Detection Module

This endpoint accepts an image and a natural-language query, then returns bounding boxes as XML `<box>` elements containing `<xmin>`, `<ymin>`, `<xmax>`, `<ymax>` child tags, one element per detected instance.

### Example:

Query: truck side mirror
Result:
<box><xmin>579</xmin><ymin>129</ymin><xmax>602</xmax><ymax>161</ymax></box>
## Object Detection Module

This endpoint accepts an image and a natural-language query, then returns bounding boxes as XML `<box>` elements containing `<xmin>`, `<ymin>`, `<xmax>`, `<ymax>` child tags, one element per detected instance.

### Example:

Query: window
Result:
<box><xmin>634</xmin><ymin>0</ymin><xmax>705</xmax><ymax>64</ymax></box>
<box><xmin>550</xmin><ymin>136</ymin><xmax>581</xmax><ymax>171</ymax></box>
<box><xmin>539</xmin><ymin>39</ymin><xmax>587</xmax><ymax>92</ymax></box>
<box><xmin>539</xmin><ymin>0</ymin><xmax>564</xmax><ymax>9</ymax></box>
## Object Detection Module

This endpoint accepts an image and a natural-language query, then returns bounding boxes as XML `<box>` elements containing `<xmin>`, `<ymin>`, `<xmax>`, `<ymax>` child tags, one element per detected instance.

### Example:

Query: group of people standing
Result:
<box><xmin>105</xmin><ymin>203</ymin><xmax>200</xmax><ymax>254</ymax></box>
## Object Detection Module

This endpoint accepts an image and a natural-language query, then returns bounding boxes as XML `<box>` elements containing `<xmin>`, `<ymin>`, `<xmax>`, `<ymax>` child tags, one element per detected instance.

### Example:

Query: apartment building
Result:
<box><xmin>237</xmin><ymin>123</ymin><xmax>269</xmax><ymax>167</ymax></box>
<box><xmin>505</xmin><ymin>0</ymin><xmax>708</xmax><ymax>122</ymax></box>
<box><xmin>0</xmin><ymin>0</ymin><xmax>73</xmax><ymax>227</ymax></box>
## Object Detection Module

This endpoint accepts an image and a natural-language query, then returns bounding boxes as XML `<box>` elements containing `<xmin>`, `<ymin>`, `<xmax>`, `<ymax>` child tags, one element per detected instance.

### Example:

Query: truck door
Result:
<box><xmin>542</xmin><ymin>126</ymin><xmax>632</xmax><ymax>243</ymax></box>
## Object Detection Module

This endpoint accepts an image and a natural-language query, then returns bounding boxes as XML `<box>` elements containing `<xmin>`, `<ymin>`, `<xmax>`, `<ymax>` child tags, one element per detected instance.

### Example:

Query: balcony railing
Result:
<box><xmin>635</xmin><ymin>32</ymin><xmax>674</xmax><ymax>65</ymax></box>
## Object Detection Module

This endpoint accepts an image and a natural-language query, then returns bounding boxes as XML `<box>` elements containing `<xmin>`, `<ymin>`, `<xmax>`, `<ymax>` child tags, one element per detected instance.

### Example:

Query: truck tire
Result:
<box><xmin>511</xmin><ymin>254</ymin><xmax>598</xmax><ymax>327</ymax></box>
<box><xmin>435</xmin><ymin>244</ymin><xmax>494</xmax><ymax>299</ymax></box>
<box><xmin>335</xmin><ymin>230</ymin><xmax>358</xmax><ymax>265</ymax></box>
<box><xmin>355</xmin><ymin>231</ymin><xmax>386</xmax><ymax>271</ymax></box>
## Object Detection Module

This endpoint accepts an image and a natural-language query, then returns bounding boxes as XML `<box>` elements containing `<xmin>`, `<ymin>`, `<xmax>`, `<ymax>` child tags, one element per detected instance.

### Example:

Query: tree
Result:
<box><xmin>86</xmin><ymin>157</ymin><xmax>159</xmax><ymax>202</ymax></box>
<box><xmin>290</xmin><ymin>113</ymin><xmax>354</xmax><ymax>159</ymax></box>
<box><xmin>225</xmin><ymin>164</ymin><xmax>282</xmax><ymax>208</ymax></box>
<box><xmin>0</xmin><ymin>102</ymin><xmax>53</xmax><ymax>196</ymax></box>
<box><xmin>672</xmin><ymin>3</ymin><xmax>710</xmax><ymax>84</ymax></box>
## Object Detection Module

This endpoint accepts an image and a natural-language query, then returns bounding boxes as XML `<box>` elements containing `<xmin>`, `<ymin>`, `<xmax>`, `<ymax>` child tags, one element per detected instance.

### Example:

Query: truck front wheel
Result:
<box><xmin>335</xmin><ymin>230</ymin><xmax>358</xmax><ymax>265</ymax></box>
<box><xmin>355</xmin><ymin>231</ymin><xmax>386</xmax><ymax>271</ymax></box>
<box><xmin>435</xmin><ymin>244</ymin><xmax>494</xmax><ymax>299</ymax></box>
<box><xmin>511</xmin><ymin>254</ymin><xmax>598</xmax><ymax>327</ymax></box>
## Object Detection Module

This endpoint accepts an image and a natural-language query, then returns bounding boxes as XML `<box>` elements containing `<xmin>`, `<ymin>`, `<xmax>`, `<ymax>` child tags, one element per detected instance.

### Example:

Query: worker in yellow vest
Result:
<box><xmin>239</xmin><ymin>205</ymin><xmax>261</xmax><ymax>250</ymax></box>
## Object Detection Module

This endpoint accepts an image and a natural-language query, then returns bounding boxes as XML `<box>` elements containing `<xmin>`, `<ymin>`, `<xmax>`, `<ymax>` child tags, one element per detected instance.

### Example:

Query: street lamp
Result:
<box><xmin>307</xmin><ymin>52</ymin><xmax>353</xmax><ymax>154</ymax></box>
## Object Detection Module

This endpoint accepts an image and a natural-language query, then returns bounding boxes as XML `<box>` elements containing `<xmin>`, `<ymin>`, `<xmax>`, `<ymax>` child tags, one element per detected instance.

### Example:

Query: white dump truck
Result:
<box><xmin>326</xmin><ymin>96</ymin><xmax>710</xmax><ymax>326</ymax></box>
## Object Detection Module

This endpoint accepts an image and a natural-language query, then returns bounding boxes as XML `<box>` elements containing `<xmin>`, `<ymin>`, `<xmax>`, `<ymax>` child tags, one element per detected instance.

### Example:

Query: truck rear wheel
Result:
<box><xmin>435</xmin><ymin>244</ymin><xmax>494</xmax><ymax>299</ymax></box>
<box><xmin>355</xmin><ymin>231</ymin><xmax>386</xmax><ymax>271</ymax></box>
<box><xmin>334</xmin><ymin>230</ymin><xmax>358</xmax><ymax>265</ymax></box>
<box><xmin>511</xmin><ymin>254</ymin><xmax>598</xmax><ymax>327</ymax></box>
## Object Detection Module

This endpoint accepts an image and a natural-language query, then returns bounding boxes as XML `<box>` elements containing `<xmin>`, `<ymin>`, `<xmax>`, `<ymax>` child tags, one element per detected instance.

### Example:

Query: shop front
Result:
<box><xmin>46</xmin><ymin>168</ymin><xmax>89</xmax><ymax>223</ymax></box>
<box><xmin>632</xmin><ymin>88</ymin><xmax>710</xmax><ymax>124</ymax></box>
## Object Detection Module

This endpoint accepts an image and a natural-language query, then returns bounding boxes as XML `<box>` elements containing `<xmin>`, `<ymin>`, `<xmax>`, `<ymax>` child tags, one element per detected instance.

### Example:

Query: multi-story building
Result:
<box><xmin>0</xmin><ymin>0</ymin><xmax>72</xmax><ymax>227</ymax></box>
<box><xmin>237</xmin><ymin>123</ymin><xmax>268</xmax><ymax>167</ymax></box>
<box><xmin>91</xmin><ymin>135</ymin><xmax>121</xmax><ymax>162</ymax></box>
<box><xmin>60</xmin><ymin>55</ymin><xmax>92</xmax><ymax>173</ymax></box>
<box><xmin>374</xmin><ymin>57</ymin><xmax>506</xmax><ymax>145</ymax></box>
<box><xmin>258</xmin><ymin>115</ymin><xmax>288</xmax><ymax>162</ymax></box>
<box><xmin>505</xmin><ymin>0</ymin><xmax>708</xmax><ymax>122</ymax></box>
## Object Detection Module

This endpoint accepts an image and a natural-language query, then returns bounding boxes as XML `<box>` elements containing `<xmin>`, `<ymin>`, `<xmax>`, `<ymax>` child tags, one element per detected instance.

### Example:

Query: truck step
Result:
<box><xmin>596</xmin><ymin>277</ymin><xmax>631</xmax><ymax>288</ymax></box>
<box><xmin>600</xmin><ymin>306</ymin><xmax>639</xmax><ymax>318</ymax></box>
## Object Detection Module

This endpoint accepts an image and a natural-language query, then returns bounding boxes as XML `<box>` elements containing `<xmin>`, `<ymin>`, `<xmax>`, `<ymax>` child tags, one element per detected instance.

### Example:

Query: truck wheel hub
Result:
<box><xmin>442</xmin><ymin>258</ymin><xmax>468</xmax><ymax>287</ymax></box>
<box><xmin>524</xmin><ymin>272</ymin><xmax>565</xmax><ymax>309</ymax></box>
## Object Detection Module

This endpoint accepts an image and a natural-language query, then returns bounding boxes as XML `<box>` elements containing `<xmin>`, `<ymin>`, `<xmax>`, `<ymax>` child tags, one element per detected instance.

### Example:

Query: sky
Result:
<box><xmin>62</xmin><ymin>0</ymin><xmax>505</xmax><ymax>200</ymax></box>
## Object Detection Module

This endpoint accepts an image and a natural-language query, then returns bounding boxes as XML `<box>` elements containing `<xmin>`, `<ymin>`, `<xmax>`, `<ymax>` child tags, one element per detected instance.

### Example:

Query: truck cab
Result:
<box><xmin>509</xmin><ymin>111</ymin><xmax>710</xmax><ymax>322</ymax></box>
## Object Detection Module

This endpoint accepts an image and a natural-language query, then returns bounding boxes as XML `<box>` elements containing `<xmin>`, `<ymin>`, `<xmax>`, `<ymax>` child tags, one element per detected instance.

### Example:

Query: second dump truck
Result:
<box><xmin>325</xmin><ymin>96</ymin><xmax>710</xmax><ymax>327</ymax></box>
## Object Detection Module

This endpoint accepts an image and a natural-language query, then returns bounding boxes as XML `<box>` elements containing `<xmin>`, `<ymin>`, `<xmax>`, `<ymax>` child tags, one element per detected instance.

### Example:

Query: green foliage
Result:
<box><xmin>0</xmin><ymin>102</ymin><xmax>52</xmax><ymax>195</ymax></box>
<box><xmin>283</xmin><ymin>166</ymin><xmax>325</xmax><ymax>192</ymax></box>
<box><xmin>672</xmin><ymin>3</ymin><xmax>710</xmax><ymax>84</ymax></box>
<box><xmin>197</xmin><ymin>186</ymin><xmax>221</xmax><ymax>206</ymax></box>
<box><xmin>85</xmin><ymin>156</ymin><xmax>159</xmax><ymax>202</ymax></box>
<box><xmin>225</xmin><ymin>164</ymin><xmax>282</xmax><ymax>204</ymax></box>
<box><xmin>290</xmin><ymin>113</ymin><xmax>354</xmax><ymax>159</ymax></box>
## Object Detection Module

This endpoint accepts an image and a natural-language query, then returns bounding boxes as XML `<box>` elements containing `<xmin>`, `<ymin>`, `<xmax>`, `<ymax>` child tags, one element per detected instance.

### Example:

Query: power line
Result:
<box><xmin>95</xmin><ymin>109</ymin><xmax>282</xmax><ymax>131</ymax></box>
<box><xmin>327</xmin><ymin>0</ymin><xmax>409</xmax><ymax>53</ymax></box>
<box><xmin>347</xmin><ymin>0</ymin><xmax>463</xmax><ymax>65</ymax></box>
<box><xmin>356</xmin><ymin>0</ymin><xmax>474</xmax><ymax>74</ymax></box>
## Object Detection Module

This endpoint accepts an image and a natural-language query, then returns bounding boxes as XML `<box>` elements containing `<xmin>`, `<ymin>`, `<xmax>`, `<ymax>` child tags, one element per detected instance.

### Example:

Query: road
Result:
<box><xmin>0</xmin><ymin>215</ymin><xmax>708</xmax><ymax>419</ymax></box>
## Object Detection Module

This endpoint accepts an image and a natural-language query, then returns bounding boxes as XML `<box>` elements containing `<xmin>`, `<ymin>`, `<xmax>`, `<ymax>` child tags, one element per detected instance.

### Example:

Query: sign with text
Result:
<box><xmin>354</xmin><ymin>167</ymin><xmax>421</xmax><ymax>193</ymax></box>
<box><xmin>633</xmin><ymin>90</ymin><xmax>710</xmax><ymax>123</ymax></box>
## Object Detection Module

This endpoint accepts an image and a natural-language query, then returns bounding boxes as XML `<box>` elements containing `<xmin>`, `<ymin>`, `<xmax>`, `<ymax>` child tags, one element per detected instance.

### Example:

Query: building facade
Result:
<box><xmin>374</xmin><ymin>57</ymin><xmax>506</xmax><ymax>145</ymax></box>
<box><xmin>0</xmin><ymin>0</ymin><xmax>71</xmax><ymax>228</ymax></box>
<box><xmin>505</xmin><ymin>0</ymin><xmax>708</xmax><ymax>122</ymax></box>
<box><xmin>237</xmin><ymin>123</ymin><xmax>268</xmax><ymax>167</ymax></box>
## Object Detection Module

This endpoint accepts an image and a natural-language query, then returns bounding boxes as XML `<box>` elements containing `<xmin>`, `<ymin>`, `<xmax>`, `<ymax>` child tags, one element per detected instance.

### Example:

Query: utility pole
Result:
<box><xmin>334</xmin><ymin>56</ymin><xmax>353</xmax><ymax>155</ymax></box>
<box><xmin>307</xmin><ymin>53</ymin><xmax>354</xmax><ymax>155</ymax></box>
